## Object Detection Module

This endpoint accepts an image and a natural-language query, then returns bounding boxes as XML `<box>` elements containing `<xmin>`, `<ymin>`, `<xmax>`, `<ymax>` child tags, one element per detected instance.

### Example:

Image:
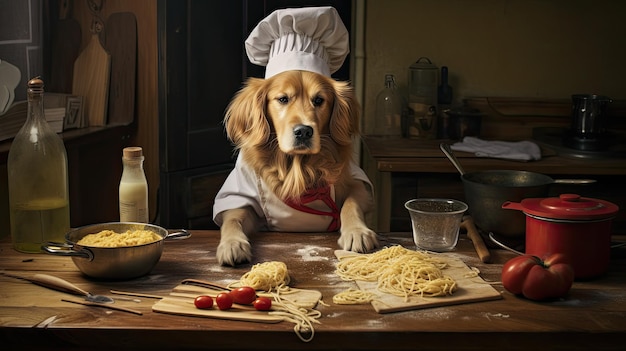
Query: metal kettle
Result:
<box><xmin>563</xmin><ymin>94</ymin><xmax>612</xmax><ymax>151</ymax></box>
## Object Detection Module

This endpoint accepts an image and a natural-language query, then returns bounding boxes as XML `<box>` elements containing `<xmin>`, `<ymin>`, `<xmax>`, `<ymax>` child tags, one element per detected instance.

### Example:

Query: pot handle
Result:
<box><xmin>488</xmin><ymin>232</ymin><xmax>524</xmax><ymax>256</ymax></box>
<box><xmin>41</xmin><ymin>243</ymin><xmax>94</xmax><ymax>260</ymax></box>
<box><xmin>164</xmin><ymin>229</ymin><xmax>191</xmax><ymax>240</ymax></box>
<box><xmin>553</xmin><ymin>179</ymin><xmax>596</xmax><ymax>184</ymax></box>
<box><xmin>501</xmin><ymin>201</ymin><xmax>524</xmax><ymax>210</ymax></box>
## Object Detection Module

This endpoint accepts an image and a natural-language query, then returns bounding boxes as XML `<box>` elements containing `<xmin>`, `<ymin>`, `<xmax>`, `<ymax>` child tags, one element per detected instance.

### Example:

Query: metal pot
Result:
<box><xmin>440</xmin><ymin>143</ymin><xmax>595</xmax><ymax>240</ymax></box>
<box><xmin>461</xmin><ymin>170</ymin><xmax>593</xmax><ymax>239</ymax></box>
<box><xmin>42</xmin><ymin>222</ymin><xmax>190</xmax><ymax>280</ymax></box>
<box><xmin>502</xmin><ymin>194</ymin><xmax>619</xmax><ymax>279</ymax></box>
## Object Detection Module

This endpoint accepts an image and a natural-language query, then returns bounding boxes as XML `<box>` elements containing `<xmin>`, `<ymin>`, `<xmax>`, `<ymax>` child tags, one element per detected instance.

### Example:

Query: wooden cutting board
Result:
<box><xmin>152</xmin><ymin>284</ymin><xmax>322</xmax><ymax>323</ymax></box>
<box><xmin>72</xmin><ymin>33</ymin><xmax>111</xmax><ymax>127</ymax></box>
<box><xmin>335</xmin><ymin>250</ymin><xmax>502</xmax><ymax>313</ymax></box>
<box><xmin>102</xmin><ymin>12</ymin><xmax>137</xmax><ymax>126</ymax></box>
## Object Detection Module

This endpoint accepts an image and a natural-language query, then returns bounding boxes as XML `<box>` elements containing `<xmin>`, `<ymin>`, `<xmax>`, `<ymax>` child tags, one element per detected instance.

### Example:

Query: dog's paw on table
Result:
<box><xmin>338</xmin><ymin>227</ymin><xmax>379</xmax><ymax>253</ymax></box>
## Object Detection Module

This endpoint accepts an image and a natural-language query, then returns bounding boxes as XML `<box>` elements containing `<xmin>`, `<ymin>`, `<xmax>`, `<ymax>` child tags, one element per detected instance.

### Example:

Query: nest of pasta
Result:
<box><xmin>335</xmin><ymin>245</ymin><xmax>457</xmax><ymax>302</ymax></box>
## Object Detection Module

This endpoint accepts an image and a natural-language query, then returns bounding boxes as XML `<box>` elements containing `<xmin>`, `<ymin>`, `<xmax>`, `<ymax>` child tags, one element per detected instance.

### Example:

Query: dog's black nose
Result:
<box><xmin>293</xmin><ymin>125</ymin><xmax>314</xmax><ymax>140</ymax></box>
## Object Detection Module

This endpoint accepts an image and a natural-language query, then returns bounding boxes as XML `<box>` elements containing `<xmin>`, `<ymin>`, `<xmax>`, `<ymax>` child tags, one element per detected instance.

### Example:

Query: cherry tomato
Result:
<box><xmin>215</xmin><ymin>292</ymin><xmax>234</xmax><ymax>310</ymax></box>
<box><xmin>501</xmin><ymin>253</ymin><xmax>575</xmax><ymax>301</ymax></box>
<box><xmin>230</xmin><ymin>286</ymin><xmax>257</xmax><ymax>305</ymax></box>
<box><xmin>193</xmin><ymin>295</ymin><xmax>213</xmax><ymax>309</ymax></box>
<box><xmin>253</xmin><ymin>296</ymin><xmax>272</xmax><ymax>311</ymax></box>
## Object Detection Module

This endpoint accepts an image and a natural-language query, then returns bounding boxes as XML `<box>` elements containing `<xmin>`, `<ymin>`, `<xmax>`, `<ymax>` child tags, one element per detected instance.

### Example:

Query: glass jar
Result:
<box><xmin>407</xmin><ymin>57</ymin><xmax>438</xmax><ymax>139</ymax></box>
<box><xmin>374</xmin><ymin>74</ymin><xmax>404</xmax><ymax>137</ymax></box>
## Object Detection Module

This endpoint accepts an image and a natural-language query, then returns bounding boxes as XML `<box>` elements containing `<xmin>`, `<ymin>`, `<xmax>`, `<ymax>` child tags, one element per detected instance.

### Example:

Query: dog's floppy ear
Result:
<box><xmin>224</xmin><ymin>78</ymin><xmax>271</xmax><ymax>149</ymax></box>
<box><xmin>329</xmin><ymin>80</ymin><xmax>360</xmax><ymax>146</ymax></box>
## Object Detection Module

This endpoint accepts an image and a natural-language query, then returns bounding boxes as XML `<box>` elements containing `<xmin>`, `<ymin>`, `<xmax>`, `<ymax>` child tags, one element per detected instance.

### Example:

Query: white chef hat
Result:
<box><xmin>245</xmin><ymin>6</ymin><xmax>349</xmax><ymax>78</ymax></box>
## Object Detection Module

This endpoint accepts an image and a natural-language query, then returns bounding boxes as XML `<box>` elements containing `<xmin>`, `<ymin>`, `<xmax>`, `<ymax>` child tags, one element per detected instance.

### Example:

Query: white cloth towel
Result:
<box><xmin>451</xmin><ymin>136</ymin><xmax>542</xmax><ymax>161</ymax></box>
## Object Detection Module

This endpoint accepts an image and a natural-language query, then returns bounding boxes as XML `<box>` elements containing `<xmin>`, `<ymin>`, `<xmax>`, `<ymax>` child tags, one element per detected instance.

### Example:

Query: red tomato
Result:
<box><xmin>253</xmin><ymin>296</ymin><xmax>272</xmax><ymax>311</ymax></box>
<box><xmin>230</xmin><ymin>286</ymin><xmax>257</xmax><ymax>305</ymax></box>
<box><xmin>193</xmin><ymin>295</ymin><xmax>213</xmax><ymax>309</ymax></box>
<box><xmin>215</xmin><ymin>292</ymin><xmax>234</xmax><ymax>310</ymax></box>
<box><xmin>501</xmin><ymin>253</ymin><xmax>575</xmax><ymax>301</ymax></box>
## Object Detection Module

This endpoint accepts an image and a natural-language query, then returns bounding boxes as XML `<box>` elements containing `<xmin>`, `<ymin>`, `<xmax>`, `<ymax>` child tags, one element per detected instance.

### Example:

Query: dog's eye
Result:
<box><xmin>312</xmin><ymin>96</ymin><xmax>324</xmax><ymax>107</ymax></box>
<box><xmin>277</xmin><ymin>96</ymin><xmax>289</xmax><ymax>104</ymax></box>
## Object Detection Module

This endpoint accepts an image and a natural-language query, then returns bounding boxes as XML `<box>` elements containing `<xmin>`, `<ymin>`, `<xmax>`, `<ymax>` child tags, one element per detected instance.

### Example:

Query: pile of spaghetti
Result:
<box><xmin>239</xmin><ymin>261</ymin><xmax>291</xmax><ymax>293</ymax></box>
<box><xmin>234</xmin><ymin>261</ymin><xmax>321</xmax><ymax>343</ymax></box>
<box><xmin>335</xmin><ymin>245</ymin><xmax>457</xmax><ymax>301</ymax></box>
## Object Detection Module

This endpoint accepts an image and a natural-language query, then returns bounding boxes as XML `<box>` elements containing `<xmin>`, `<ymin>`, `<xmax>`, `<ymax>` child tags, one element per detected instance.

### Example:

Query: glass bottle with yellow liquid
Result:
<box><xmin>7</xmin><ymin>77</ymin><xmax>70</xmax><ymax>253</ymax></box>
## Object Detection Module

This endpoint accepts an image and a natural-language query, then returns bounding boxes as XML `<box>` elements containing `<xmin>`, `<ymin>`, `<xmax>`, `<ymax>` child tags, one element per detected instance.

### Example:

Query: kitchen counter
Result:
<box><xmin>361</xmin><ymin>136</ymin><xmax>626</xmax><ymax>232</ymax></box>
<box><xmin>1</xmin><ymin>230</ymin><xmax>625</xmax><ymax>350</ymax></box>
<box><xmin>362</xmin><ymin>136</ymin><xmax>626</xmax><ymax>175</ymax></box>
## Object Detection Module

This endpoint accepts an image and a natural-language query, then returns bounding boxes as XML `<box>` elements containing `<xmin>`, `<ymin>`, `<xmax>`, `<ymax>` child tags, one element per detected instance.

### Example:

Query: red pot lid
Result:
<box><xmin>518</xmin><ymin>193</ymin><xmax>619</xmax><ymax>220</ymax></box>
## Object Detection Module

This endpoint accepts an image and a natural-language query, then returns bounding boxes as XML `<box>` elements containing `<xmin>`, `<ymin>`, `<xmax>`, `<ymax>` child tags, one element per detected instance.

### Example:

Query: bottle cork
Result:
<box><xmin>28</xmin><ymin>77</ymin><xmax>44</xmax><ymax>93</ymax></box>
<box><xmin>28</xmin><ymin>77</ymin><xmax>44</xmax><ymax>88</ymax></box>
<box><xmin>123</xmin><ymin>147</ymin><xmax>143</xmax><ymax>159</ymax></box>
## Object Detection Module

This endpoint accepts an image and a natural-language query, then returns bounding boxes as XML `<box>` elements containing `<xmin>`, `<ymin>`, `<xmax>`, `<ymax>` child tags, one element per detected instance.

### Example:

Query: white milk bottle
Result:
<box><xmin>119</xmin><ymin>147</ymin><xmax>148</xmax><ymax>222</ymax></box>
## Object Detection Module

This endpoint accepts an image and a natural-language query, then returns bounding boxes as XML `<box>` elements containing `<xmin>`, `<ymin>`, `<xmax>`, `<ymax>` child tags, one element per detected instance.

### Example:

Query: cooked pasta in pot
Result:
<box><xmin>77</xmin><ymin>229</ymin><xmax>160</xmax><ymax>247</ymax></box>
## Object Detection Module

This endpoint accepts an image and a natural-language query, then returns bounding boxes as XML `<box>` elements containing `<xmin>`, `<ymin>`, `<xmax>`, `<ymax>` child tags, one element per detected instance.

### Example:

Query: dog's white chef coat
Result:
<box><xmin>213</xmin><ymin>153</ymin><xmax>372</xmax><ymax>232</ymax></box>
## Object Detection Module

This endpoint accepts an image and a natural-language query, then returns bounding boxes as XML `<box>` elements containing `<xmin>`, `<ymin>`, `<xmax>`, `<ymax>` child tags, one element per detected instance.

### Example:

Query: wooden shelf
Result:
<box><xmin>0</xmin><ymin>125</ymin><xmax>133</xmax><ymax>163</ymax></box>
<box><xmin>362</xmin><ymin>136</ymin><xmax>626</xmax><ymax>175</ymax></box>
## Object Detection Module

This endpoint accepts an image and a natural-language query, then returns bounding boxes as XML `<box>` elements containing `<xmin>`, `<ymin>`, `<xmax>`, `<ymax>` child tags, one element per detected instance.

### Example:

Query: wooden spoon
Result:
<box><xmin>1</xmin><ymin>272</ymin><xmax>114</xmax><ymax>304</ymax></box>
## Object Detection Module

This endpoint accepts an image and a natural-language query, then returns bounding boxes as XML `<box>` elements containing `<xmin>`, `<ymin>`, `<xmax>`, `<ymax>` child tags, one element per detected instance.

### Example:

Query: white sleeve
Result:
<box><xmin>212</xmin><ymin>154</ymin><xmax>265</xmax><ymax>226</ymax></box>
<box><xmin>350</xmin><ymin>161</ymin><xmax>374</xmax><ymax>195</ymax></box>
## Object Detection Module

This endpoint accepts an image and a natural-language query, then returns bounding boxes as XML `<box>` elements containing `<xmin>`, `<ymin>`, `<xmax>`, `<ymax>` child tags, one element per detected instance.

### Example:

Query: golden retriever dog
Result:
<box><xmin>213</xmin><ymin>70</ymin><xmax>379</xmax><ymax>266</ymax></box>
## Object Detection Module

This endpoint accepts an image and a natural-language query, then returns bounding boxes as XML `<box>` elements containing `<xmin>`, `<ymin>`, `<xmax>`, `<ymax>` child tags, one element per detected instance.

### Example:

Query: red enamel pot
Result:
<box><xmin>502</xmin><ymin>194</ymin><xmax>619</xmax><ymax>279</ymax></box>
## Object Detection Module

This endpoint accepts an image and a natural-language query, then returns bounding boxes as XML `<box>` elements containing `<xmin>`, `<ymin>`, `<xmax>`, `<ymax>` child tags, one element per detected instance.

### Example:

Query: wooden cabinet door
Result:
<box><xmin>157</xmin><ymin>0</ymin><xmax>242</xmax><ymax>228</ymax></box>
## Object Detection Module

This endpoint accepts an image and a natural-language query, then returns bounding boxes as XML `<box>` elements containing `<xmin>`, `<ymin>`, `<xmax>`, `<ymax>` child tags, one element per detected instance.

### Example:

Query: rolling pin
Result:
<box><xmin>461</xmin><ymin>216</ymin><xmax>491</xmax><ymax>263</ymax></box>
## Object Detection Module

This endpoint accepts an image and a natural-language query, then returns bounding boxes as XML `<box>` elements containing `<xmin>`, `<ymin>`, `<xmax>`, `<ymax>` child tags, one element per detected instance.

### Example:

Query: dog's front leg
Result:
<box><xmin>337</xmin><ymin>182</ymin><xmax>379</xmax><ymax>253</ymax></box>
<box><xmin>216</xmin><ymin>207</ymin><xmax>258</xmax><ymax>266</ymax></box>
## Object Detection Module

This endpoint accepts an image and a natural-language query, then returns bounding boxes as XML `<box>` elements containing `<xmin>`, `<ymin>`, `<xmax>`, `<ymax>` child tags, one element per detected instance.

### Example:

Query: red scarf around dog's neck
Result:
<box><xmin>283</xmin><ymin>186</ymin><xmax>340</xmax><ymax>231</ymax></box>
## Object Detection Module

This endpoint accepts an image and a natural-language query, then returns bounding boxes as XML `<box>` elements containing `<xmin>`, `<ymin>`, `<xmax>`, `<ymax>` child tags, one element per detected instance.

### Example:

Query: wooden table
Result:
<box><xmin>1</xmin><ymin>230</ymin><xmax>625</xmax><ymax>350</ymax></box>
